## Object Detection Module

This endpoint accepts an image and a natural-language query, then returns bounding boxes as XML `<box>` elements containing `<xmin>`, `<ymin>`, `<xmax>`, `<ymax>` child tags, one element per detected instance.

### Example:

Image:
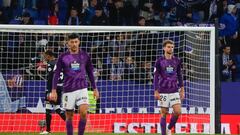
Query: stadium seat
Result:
<box><xmin>38</xmin><ymin>9</ymin><xmax>49</xmax><ymax>21</ymax></box>
<box><xmin>9</xmin><ymin>19</ymin><xmax>21</xmax><ymax>24</ymax></box>
<box><xmin>25</xmin><ymin>8</ymin><xmax>38</xmax><ymax>20</ymax></box>
<box><xmin>12</xmin><ymin>8</ymin><xmax>23</xmax><ymax>18</ymax></box>
<box><xmin>58</xmin><ymin>0</ymin><xmax>68</xmax><ymax>25</ymax></box>
<box><xmin>34</xmin><ymin>20</ymin><xmax>46</xmax><ymax>25</ymax></box>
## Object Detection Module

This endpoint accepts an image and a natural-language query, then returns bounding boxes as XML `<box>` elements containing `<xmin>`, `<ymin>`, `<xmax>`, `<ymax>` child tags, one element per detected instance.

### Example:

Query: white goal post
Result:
<box><xmin>0</xmin><ymin>25</ymin><xmax>215</xmax><ymax>134</ymax></box>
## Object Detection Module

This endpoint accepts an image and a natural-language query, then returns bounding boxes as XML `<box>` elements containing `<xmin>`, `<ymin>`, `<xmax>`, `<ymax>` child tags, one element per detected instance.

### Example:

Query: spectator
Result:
<box><xmin>138</xmin><ymin>0</ymin><xmax>159</xmax><ymax>25</ymax></box>
<box><xmin>57</xmin><ymin>0</ymin><xmax>68</xmax><ymax>24</ymax></box>
<box><xmin>123</xmin><ymin>0</ymin><xmax>136</xmax><ymax>26</ymax></box>
<box><xmin>136</xmin><ymin>61</ymin><xmax>153</xmax><ymax>84</ymax></box>
<box><xmin>108</xmin><ymin>0</ymin><xmax>126</xmax><ymax>26</ymax></box>
<box><xmin>137</xmin><ymin>16</ymin><xmax>145</xmax><ymax>26</ymax></box>
<box><xmin>21</xmin><ymin>11</ymin><xmax>34</xmax><ymax>24</ymax></box>
<box><xmin>82</xmin><ymin>0</ymin><xmax>98</xmax><ymax>25</ymax></box>
<box><xmin>236</xmin><ymin>0</ymin><xmax>240</xmax><ymax>31</ymax></box>
<box><xmin>108</xmin><ymin>53</ymin><xmax>124</xmax><ymax>80</ymax></box>
<box><xmin>7</xmin><ymin>33</ymin><xmax>35</xmax><ymax>70</ymax></box>
<box><xmin>48</xmin><ymin>0</ymin><xmax>59</xmax><ymax>25</ymax></box>
<box><xmin>67</xmin><ymin>0</ymin><xmax>82</xmax><ymax>15</ymax></box>
<box><xmin>67</xmin><ymin>7</ymin><xmax>81</xmax><ymax>25</ymax></box>
<box><xmin>183</xmin><ymin>9</ymin><xmax>194</xmax><ymax>24</ymax></box>
<box><xmin>216</xmin><ymin>0</ymin><xmax>228</xmax><ymax>20</ymax></box>
<box><xmin>124</xmin><ymin>56</ymin><xmax>136</xmax><ymax>80</ymax></box>
<box><xmin>219</xmin><ymin>4</ymin><xmax>239</xmax><ymax>54</ymax></box>
<box><xmin>220</xmin><ymin>45</ymin><xmax>236</xmax><ymax>81</ymax></box>
<box><xmin>48</xmin><ymin>11</ymin><xmax>58</xmax><ymax>25</ymax></box>
<box><xmin>182</xmin><ymin>8</ymin><xmax>201</xmax><ymax>24</ymax></box>
<box><xmin>165</xmin><ymin>7</ymin><xmax>177</xmax><ymax>26</ymax></box>
<box><xmin>91</xmin><ymin>5</ymin><xmax>108</xmax><ymax>25</ymax></box>
<box><xmin>154</xmin><ymin>9</ymin><xmax>167</xmax><ymax>26</ymax></box>
<box><xmin>208</xmin><ymin>0</ymin><xmax>217</xmax><ymax>22</ymax></box>
<box><xmin>219</xmin><ymin>4</ymin><xmax>238</xmax><ymax>37</ymax></box>
<box><xmin>36</xmin><ymin>0</ymin><xmax>50</xmax><ymax>21</ymax></box>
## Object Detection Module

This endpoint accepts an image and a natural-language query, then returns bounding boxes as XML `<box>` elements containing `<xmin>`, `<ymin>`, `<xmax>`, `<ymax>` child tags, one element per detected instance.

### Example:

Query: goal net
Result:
<box><xmin>0</xmin><ymin>25</ymin><xmax>215</xmax><ymax>134</ymax></box>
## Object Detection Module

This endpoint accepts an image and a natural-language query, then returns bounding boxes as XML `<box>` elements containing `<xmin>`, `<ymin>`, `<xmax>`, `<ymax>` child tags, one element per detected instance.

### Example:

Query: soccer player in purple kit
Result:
<box><xmin>154</xmin><ymin>40</ymin><xmax>184</xmax><ymax>135</ymax></box>
<box><xmin>50</xmin><ymin>33</ymin><xmax>99</xmax><ymax>135</ymax></box>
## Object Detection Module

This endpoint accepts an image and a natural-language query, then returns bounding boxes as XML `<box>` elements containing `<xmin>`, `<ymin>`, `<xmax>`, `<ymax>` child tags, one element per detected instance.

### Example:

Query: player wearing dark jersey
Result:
<box><xmin>154</xmin><ymin>40</ymin><xmax>184</xmax><ymax>135</ymax></box>
<box><xmin>40</xmin><ymin>50</ymin><xmax>66</xmax><ymax>134</ymax></box>
<box><xmin>51</xmin><ymin>33</ymin><xmax>99</xmax><ymax>135</ymax></box>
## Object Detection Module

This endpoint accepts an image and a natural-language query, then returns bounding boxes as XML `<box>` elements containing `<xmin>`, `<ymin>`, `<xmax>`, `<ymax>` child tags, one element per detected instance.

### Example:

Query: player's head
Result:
<box><xmin>227</xmin><ymin>4</ymin><xmax>237</xmax><ymax>15</ymax></box>
<box><xmin>222</xmin><ymin>45</ymin><xmax>231</xmax><ymax>55</ymax></box>
<box><xmin>67</xmin><ymin>33</ymin><xmax>80</xmax><ymax>53</ymax></box>
<box><xmin>44</xmin><ymin>50</ymin><xmax>55</xmax><ymax>62</ymax></box>
<box><xmin>111</xmin><ymin>53</ymin><xmax>119</xmax><ymax>64</ymax></box>
<box><xmin>163</xmin><ymin>40</ymin><xmax>174</xmax><ymax>55</ymax></box>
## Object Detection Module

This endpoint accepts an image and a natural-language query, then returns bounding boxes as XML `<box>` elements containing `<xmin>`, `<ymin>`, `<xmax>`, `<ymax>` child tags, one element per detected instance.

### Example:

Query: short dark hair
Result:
<box><xmin>95</xmin><ymin>5</ymin><xmax>103</xmax><ymax>11</ymax></box>
<box><xmin>138</xmin><ymin>16</ymin><xmax>145</xmax><ymax>22</ymax></box>
<box><xmin>163</xmin><ymin>40</ymin><xmax>174</xmax><ymax>47</ymax></box>
<box><xmin>44</xmin><ymin>50</ymin><xmax>55</xmax><ymax>57</ymax></box>
<box><xmin>222</xmin><ymin>44</ymin><xmax>230</xmax><ymax>49</ymax></box>
<box><xmin>22</xmin><ymin>11</ymin><xmax>31</xmax><ymax>17</ymax></box>
<box><xmin>68</xmin><ymin>33</ymin><xmax>80</xmax><ymax>40</ymax></box>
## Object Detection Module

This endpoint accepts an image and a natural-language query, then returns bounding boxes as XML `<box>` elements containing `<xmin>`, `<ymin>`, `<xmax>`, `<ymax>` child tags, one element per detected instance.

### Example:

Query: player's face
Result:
<box><xmin>223</xmin><ymin>47</ymin><xmax>230</xmax><ymax>54</ymax></box>
<box><xmin>95</xmin><ymin>10</ymin><xmax>102</xmax><ymax>17</ymax></box>
<box><xmin>232</xmin><ymin>7</ymin><xmax>237</xmax><ymax>14</ymax></box>
<box><xmin>43</xmin><ymin>54</ymin><xmax>50</xmax><ymax>62</ymax></box>
<box><xmin>68</xmin><ymin>38</ymin><xmax>80</xmax><ymax>53</ymax></box>
<box><xmin>164</xmin><ymin>43</ymin><xmax>174</xmax><ymax>55</ymax></box>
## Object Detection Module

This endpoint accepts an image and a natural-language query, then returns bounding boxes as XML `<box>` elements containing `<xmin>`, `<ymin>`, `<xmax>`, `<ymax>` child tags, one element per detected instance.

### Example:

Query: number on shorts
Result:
<box><xmin>160</xmin><ymin>95</ymin><xmax>167</xmax><ymax>101</ymax></box>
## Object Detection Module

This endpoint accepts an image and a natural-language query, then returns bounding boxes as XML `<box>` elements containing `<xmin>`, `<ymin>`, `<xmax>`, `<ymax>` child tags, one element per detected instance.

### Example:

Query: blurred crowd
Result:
<box><xmin>0</xmin><ymin>0</ymin><xmax>237</xmax><ymax>26</ymax></box>
<box><xmin>0</xmin><ymin>32</ymin><xmax>160</xmax><ymax>84</ymax></box>
<box><xmin>0</xmin><ymin>0</ymin><xmax>240</xmax><ymax>82</ymax></box>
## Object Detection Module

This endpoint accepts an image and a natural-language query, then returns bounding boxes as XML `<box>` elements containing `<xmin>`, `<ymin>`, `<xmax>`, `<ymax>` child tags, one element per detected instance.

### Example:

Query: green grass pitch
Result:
<box><xmin>0</xmin><ymin>133</ymin><xmax>222</xmax><ymax>135</ymax></box>
<box><xmin>0</xmin><ymin>133</ymin><xmax>159</xmax><ymax>135</ymax></box>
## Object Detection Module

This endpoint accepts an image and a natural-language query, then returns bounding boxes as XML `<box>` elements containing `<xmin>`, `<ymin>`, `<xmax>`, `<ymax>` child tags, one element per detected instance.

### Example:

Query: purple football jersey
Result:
<box><xmin>52</xmin><ymin>50</ymin><xmax>96</xmax><ymax>93</ymax></box>
<box><xmin>154</xmin><ymin>56</ymin><xmax>183</xmax><ymax>93</ymax></box>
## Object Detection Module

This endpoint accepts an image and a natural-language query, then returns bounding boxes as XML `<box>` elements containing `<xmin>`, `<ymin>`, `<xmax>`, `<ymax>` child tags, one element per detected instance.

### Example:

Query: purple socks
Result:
<box><xmin>161</xmin><ymin>117</ymin><xmax>166</xmax><ymax>135</ymax></box>
<box><xmin>168</xmin><ymin>115</ymin><xmax>178</xmax><ymax>129</ymax></box>
<box><xmin>66</xmin><ymin>119</ymin><xmax>73</xmax><ymax>135</ymax></box>
<box><xmin>78</xmin><ymin>119</ymin><xmax>87</xmax><ymax>135</ymax></box>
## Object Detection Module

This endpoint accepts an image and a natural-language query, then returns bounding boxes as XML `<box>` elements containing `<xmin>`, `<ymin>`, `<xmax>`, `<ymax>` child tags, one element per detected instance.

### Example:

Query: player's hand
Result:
<box><xmin>227</xmin><ymin>60</ymin><xmax>233</xmax><ymax>66</ymax></box>
<box><xmin>231</xmin><ymin>65</ymin><xmax>236</xmax><ymax>69</ymax></box>
<box><xmin>93</xmin><ymin>89</ymin><xmax>99</xmax><ymax>100</ymax></box>
<box><xmin>154</xmin><ymin>90</ymin><xmax>160</xmax><ymax>100</ymax></box>
<box><xmin>179</xmin><ymin>87</ymin><xmax>185</xmax><ymax>100</ymax></box>
<box><xmin>232</xmin><ymin>33</ymin><xmax>238</xmax><ymax>39</ymax></box>
<box><xmin>51</xmin><ymin>89</ymin><xmax>57</xmax><ymax>102</ymax></box>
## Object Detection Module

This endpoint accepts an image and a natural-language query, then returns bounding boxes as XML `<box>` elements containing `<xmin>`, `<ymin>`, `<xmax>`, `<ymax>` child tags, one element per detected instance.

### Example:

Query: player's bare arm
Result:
<box><xmin>93</xmin><ymin>89</ymin><xmax>100</xmax><ymax>100</ymax></box>
<box><xmin>154</xmin><ymin>90</ymin><xmax>160</xmax><ymax>100</ymax></box>
<box><xmin>179</xmin><ymin>87</ymin><xmax>184</xmax><ymax>100</ymax></box>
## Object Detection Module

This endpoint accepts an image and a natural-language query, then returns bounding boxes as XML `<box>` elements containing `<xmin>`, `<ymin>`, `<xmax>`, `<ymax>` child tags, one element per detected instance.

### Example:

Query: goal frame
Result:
<box><xmin>0</xmin><ymin>25</ymin><xmax>216</xmax><ymax>134</ymax></box>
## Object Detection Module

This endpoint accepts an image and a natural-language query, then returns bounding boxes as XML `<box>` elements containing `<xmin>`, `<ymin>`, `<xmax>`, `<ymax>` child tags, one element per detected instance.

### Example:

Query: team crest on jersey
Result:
<box><xmin>71</xmin><ymin>61</ymin><xmax>80</xmax><ymax>71</ymax></box>
<box><xmin>166</xmin><ymin>65</ymin><xmax>174</xmax><ymax>74</ymax></box>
